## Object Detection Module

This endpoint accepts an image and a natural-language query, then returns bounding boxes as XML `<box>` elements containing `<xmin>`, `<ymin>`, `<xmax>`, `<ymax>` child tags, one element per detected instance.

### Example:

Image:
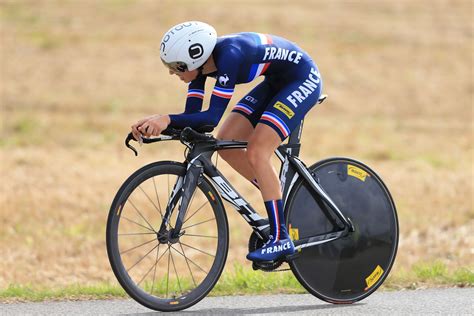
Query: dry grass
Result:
<box><xmin>0</xmin><ymin>0</ymin><xmax>472</xmax><ymax>289</ymax></box>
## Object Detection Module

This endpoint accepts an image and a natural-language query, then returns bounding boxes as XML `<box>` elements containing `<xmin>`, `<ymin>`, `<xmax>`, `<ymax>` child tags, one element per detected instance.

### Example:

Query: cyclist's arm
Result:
<box><xmin>169</xmin><ymin>46</ymin><xmax>242</xmax><ymax>129</ymax></box>
<box><xmin>184</xmin><ymin>75</ymin><xmax>206</xmax><ymax>113</ymax></box>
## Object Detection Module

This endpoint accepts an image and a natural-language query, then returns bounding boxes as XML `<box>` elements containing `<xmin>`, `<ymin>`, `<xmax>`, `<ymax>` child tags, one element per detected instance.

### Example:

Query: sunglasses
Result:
<box><xmin>162</xmin><ymin>61</ymin><xmax>188</xmax><ymax>73</ymax></box>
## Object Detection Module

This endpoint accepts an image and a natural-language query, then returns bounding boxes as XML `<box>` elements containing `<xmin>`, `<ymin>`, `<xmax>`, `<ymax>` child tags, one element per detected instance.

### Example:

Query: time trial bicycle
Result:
<box><xmin>106</xmin><ymin>95</ymin><xmax>399</xmax><ymax>312</ymax></box>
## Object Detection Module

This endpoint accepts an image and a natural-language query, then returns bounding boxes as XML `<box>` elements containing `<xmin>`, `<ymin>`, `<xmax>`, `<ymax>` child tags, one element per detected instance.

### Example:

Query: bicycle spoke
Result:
<box><xmin>181</xmin><ymin>218</ymin><xmax>216</xmax><ymax>230</ymax></box>
<box><xmin>172</xmin><ymin>243</ymin><xmax>205</xmax><ymax>277</ymax></box>
<box><xmin>152</xmin><ymin>177</ymin><xmax>164</xmax><ymax>219</ymax></box>
<box><xmin>178</xmin><ymin>243</ymin><xmax>196</xmax><ymax>286</ymax></box>
<box><xmin>183</xmin><ymin>200</ymin><xmax>208</xmax><ymax>225</ymax></box>
<box><xmin>121</xmin><ymin>216</ymin><xmax>155</xmax><ymax>233</ymax></box>
<box><xmin>128</xmin><ymin>198</ymin><xmax>156</xmax><ymax>232</ymax></box>
<box><xmin>150</xmin><ymin>244</ymin><xmax>160</xmax><ymax>296</ymax></box>
<box><xmin>118</xmin><ymin>232</ymin><xmax>156</xmax><ymax>236</ymax></box>
<box><xmin>166</xmin><ymin>245</ymin><xmax>171</xmax><ymax>298</ymax></box>
<box><xmin>137</xmin><ymin>245</ymin><xmax>169</xmax><ymax>287</ymax></box>
<box><xmin>120</xmin><ymin>238</ymin><xmax>156</xmax><ymax>255</ymax></box>
<box><xmin>180</xmin><ymin>242</ymin><xmax>215</xmax><ymax>258</ymax></box>
<box><xmin>169</xmin><ymin>247</ymin><xmax>183</xmax><ymax>295</ymax></box>
<box><xmin>126</xmin><ymin>243</ymin><xmax>159</xmax><ymax>273</ymax></box>
<box><xmin>137</xmin><ymin>247</ymin><xmax>169</xmax><ymax>285</ymax></box>
<box><xmin>138</xmin><ymin>186</ymin><xmax>164</xmax><ymax>223</ymax></box>
<box><xmin>183</xmin><ymin>233</ymin><xmax>217</xmax><ymax>239</ymax></box>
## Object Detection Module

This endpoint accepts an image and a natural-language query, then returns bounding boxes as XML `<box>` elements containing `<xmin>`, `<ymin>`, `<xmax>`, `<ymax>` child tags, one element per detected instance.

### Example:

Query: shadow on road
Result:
<box><xmin>120</xmin><ymin>302</ymin><xmax>364</xmax><ymax>315</ymax></box>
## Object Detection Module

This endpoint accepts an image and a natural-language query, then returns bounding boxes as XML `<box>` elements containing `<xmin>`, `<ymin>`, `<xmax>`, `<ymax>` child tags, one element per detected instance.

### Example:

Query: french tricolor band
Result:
<box><xmin>260</xmin><ymin>111</ymin><xmax>291</xmax><ymax>140</ymax></box>
<box><xmin>247</xmin><ymin>62</ymin><xmax>271</xmax><ymax>82</ymax></box>
<box><xmin>187</xmin><ymin>89</ymin><xmax>205</xmax><ymax>99</ymax></box>
<box><xmin>271</xmin><ymin>200</ymin><xmax>280</xmax><ymax>241</ymax></box>
<box><xmin>247</xmin><ymin>33</ymin><xmax>273</xmax><ymax>81</ymax></box>
<box><xmin>251</xmin><ymin>32</ymin><xmax>273</xmax><ymax>46</ymax></box>
<box><xmin>212</xmin><ymin>86</ymin><xmax>234</xmax><ymax>99</ymax></box>
<box><xmin>232</xmin><ymin>103</ymin><xmax>254</xmax><ymax>116</ymax></box>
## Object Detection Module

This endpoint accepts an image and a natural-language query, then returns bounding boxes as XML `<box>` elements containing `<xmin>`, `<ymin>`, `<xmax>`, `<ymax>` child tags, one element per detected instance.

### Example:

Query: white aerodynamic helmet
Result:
<box><xmin>160</xmin><ymin>21</ymin><xmax>217</xmax><ymax>72</ymax></box>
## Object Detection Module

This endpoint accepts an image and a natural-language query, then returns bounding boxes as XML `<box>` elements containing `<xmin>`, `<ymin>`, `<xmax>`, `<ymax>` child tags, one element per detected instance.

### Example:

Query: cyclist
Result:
<box><xmin>131</xmin><ymin>21</ymin><xmax>322</xmax><ymax>262</ymax></box>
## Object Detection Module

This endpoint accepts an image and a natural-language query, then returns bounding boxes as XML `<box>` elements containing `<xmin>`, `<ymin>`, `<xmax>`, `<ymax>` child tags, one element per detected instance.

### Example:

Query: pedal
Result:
<box><xmin>252</xmin><ymin>259</ymin><xmax>281</xmax><ymax>272</ymax></box>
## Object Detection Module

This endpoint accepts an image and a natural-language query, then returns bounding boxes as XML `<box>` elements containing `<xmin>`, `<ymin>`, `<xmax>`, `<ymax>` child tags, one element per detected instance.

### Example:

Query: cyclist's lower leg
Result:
<box><xmin>245</xmin><ymin>124</ymin><xmax>295</xmax><ymax>262</ymax></box>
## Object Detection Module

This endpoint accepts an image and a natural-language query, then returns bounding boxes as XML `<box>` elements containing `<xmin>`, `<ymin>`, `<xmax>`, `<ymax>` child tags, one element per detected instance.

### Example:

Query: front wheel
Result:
<box><xmin>285</xmin><ymin>157</ymin><xmax>399</xmax><ymax>303</ymax></box>
<box><xmin>106</xmin><ymin>161</ymin><xmax>229</xmax><ymax>311</ymax></box>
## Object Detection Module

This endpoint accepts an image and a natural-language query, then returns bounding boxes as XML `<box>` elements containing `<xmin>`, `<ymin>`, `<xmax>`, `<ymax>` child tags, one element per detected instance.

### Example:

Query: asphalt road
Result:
<box><xmin>1</xmin><ymin>288</ymin><xmax>473</xmax><ymax>315</ymax></box>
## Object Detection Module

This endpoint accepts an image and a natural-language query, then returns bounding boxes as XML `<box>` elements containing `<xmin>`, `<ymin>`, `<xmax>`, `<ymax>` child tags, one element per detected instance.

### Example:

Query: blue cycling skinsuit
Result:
<box><xmin>169</xmin><ymin>32</ymin><xmax>322</xmax><ymax>141</ymax></box>
<box><xmin>169</xmin><ymin>33</ymin><xmax>323</xmax><ymax>262</ymax></box>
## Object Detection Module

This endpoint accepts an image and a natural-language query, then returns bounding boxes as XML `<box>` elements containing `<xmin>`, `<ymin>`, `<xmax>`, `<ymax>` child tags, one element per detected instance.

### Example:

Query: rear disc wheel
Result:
<box><xmin>286</xmin><ymin>157</ymin><xmax>398</xmax><ymax>303</ymax></box>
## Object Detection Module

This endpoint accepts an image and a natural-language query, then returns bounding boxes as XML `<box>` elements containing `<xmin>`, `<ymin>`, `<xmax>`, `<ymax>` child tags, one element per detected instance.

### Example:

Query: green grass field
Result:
<box><xmin>1</xmin><ymin>262</ymin><xmax>472</xmax><ymax>302</ymax></box>
<box><xmin>0</xmin><ymin>0</ymin><xmax>472</xmax><ymax>300</ymax></box>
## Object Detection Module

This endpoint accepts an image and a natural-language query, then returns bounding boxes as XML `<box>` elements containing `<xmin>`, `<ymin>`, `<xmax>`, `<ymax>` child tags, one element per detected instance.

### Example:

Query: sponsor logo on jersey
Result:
<box><xmin>286</xmin><ymin>67</ymin><xmax>321</xmax><ymax>108</ymax></box>
<box><xmin>263</xmin><ymin>47</ymin><xmax>303</xmax><ymax>64</ymax></box>
<box><xmin>244</xmin><ymin>95</ymin><xmax>258</xmax><ymax>104</ymax></box>
<box><xmin>273</xmin><ymin>101</ymin><xmax>294</xmax><ymax>119</ymax></box>
<box><xmin>218</xmin><ymin>74</ymin><xmax>230</xmax><ymax>86</ymax></box>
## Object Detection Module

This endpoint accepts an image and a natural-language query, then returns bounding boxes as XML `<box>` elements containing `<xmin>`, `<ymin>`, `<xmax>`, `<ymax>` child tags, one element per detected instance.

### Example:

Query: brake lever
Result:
<box><xmin>125</xmin><ymin>133</ymin><xmax>139</xmax><ymax>156</ymax></box>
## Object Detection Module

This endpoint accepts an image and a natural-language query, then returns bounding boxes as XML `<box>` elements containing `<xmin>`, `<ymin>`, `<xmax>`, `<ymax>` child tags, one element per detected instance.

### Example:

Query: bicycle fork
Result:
<box><xmin>158</xmin><ymin>161</ymin><xmax>202</xmax><ymax>241</ymax></box>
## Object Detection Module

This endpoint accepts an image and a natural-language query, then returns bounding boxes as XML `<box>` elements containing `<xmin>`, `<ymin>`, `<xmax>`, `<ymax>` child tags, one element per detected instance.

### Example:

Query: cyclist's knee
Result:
<box><xmin>247</xmin><ymin>142</ymin><xmax>270</xmax><ymax>169</ymax></box>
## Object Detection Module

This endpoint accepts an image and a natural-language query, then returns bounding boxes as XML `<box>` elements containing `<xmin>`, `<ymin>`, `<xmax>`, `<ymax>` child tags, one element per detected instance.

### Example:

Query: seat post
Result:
<box><xmin>287</xmin><ymin>119</ymin><xmax>304</xmax><ymax>146</ymax></box>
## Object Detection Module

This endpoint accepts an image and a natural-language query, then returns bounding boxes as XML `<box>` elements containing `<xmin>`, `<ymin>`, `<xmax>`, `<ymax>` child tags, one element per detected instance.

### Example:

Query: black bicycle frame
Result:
<box><xmin>160</xmin><ymin>118</ymin><xmax>354</xmax><ymax>250</ymax></box>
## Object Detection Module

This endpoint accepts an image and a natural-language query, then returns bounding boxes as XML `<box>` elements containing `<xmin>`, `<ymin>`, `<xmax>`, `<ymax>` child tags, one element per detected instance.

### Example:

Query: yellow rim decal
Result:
<box><xmin>289</xmin><ymin>224</ymin><xmax>299</xmax><ymax>241</ymax></box>
<box><xmin>348</xmin><ymin>165</ymin><xmax>369</xmax><ymax>182</ymax></box>
<box><xmin>116</xmin><ymin>204</ymin><xmax>123</xmax><ymax>216</ymax></box>
<box><xmin>365</xmin><ymin>265</ymin><xmax>384</xmax><ymax>290</ymax></box>
<box><xmin>208</xmin><ymin>191</ymin><xmax>215</xmax><ymax>201</ymax></box>
<box><xmin>169</xmin><ymin>301</ymin><xmax>179</xmax><ymax>305</ymax></box>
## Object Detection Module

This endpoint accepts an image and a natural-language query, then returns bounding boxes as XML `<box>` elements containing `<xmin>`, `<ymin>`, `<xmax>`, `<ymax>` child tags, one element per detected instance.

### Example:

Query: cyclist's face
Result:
<box><xmin>169</xmin><ymin>69</ymin><xmax>198</xmax><ymax>83</ymax></box>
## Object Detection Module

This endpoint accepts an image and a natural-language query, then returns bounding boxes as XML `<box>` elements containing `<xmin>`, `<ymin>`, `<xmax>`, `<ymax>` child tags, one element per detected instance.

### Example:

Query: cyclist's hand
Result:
<box><xmin>132</xmin><ymin>117</ymin><xmax>150</xmax><ymax>141</ymax></box>
<box><xmin>138</xmin><ymin>115</ymin><xmax>171</xmax><ymax>137</ymax></box>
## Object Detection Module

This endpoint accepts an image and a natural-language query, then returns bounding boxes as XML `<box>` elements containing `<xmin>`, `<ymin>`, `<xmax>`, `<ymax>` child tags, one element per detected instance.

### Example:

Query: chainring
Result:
<box><xmin>248</xmin><ymin>231</ymin><xmax>284</xmax><ymax>272</ymax></box>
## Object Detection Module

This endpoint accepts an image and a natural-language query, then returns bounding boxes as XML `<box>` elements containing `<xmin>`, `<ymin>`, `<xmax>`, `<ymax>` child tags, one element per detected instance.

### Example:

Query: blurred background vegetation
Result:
<box><xmin>0</xmin><ymin>0</ymin><xmax>472</xmax><ymax>291</ymax></box>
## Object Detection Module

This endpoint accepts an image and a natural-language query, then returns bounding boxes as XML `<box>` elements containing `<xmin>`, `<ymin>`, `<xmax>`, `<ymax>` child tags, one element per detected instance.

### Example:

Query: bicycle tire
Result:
<box><xmin>106</xmin><ymin>161</ymin><xmax>228</xmax><ymax>311</ymax></box>
<box><xmin>285</xmin><ymin>157</ymin><xmax>398</xmax><ymax>303</ymax></box>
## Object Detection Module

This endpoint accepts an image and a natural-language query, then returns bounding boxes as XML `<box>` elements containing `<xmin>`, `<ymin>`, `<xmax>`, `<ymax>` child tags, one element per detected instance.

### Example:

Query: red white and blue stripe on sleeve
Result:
<box><xmin>183</xmin><ymin>76</ymin><xmax>206</xmax><ymax>114</ymax></box>
<box><xmin>212</xmin><ymin>86</ymin><xmax>234</xmax><ymax>99</ymax></box>
<box><xmin>187</xmin><ymin>89</ymin><xmax>205</xmax><ymax>99</ymax></box>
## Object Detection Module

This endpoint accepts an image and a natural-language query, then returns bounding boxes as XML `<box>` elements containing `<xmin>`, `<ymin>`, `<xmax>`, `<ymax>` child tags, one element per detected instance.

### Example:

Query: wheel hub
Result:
<box><xmin>157</xmin><ymin>228</ymin><xmax>184</xmax><ymax>244</ymax></box>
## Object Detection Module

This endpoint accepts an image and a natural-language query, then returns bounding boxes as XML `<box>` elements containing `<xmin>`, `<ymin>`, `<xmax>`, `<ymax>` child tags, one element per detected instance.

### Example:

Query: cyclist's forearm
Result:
<box><xmin>169</xmin><ymin>106</ymin><xmax>225</xmax><ymax>129</ymax></box>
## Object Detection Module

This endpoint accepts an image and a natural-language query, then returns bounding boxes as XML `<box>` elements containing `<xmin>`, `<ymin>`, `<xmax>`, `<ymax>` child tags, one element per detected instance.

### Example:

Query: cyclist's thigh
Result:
<box><xmin>230</xmin><ymin>79</ymin><xmax>277</xmax><ymax>129</ymax></box>
<box><xmin>259</xmin><ymin>64</ymin><xmax>322</xmax><ymax>140</ymax></box>
<box><xmin>217</xmin><ymin>112</ymin><xmax>254</xmax><ymax>141</ymax></box>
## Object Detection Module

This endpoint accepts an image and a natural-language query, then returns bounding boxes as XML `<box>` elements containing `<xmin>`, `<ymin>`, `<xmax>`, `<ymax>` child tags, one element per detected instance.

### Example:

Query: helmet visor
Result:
<box><xmin>162</xmin><ymin>60</ymin><xmax>188</xmax><ymax>73</ymax></box>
